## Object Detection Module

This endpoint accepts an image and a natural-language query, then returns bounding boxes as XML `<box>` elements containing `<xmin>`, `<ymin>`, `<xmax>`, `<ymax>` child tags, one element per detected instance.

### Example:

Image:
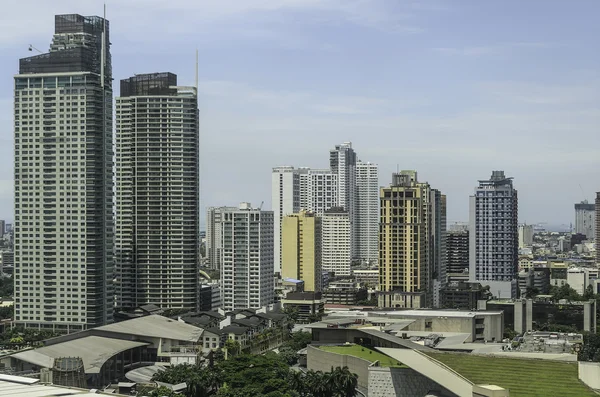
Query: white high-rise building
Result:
<box><xmin>216</xmin><ymin>203</ymin><xmax>274</xmax><ymax>311</ymax></box>
<box><xmin>518</xmin><ymin>224</ymin><xmax>534</xmax><ymax>249</ymax></box>
<box><xmin>14</xmin><ymin>14</ymin><xmax>114</xmax><ymax>330</ymax></box>
<box><xmin>115</xmin><ymin>73</ymin><xmax>200</xmax><ymax>310</ymax></box>
<box><xmin>330</xmin><ymin>142</ymin><xmax>357</xmax><ymax>213</ymax></box>
<box><xmin>272</xmin><ymin>166</ymin><xmax>300</xmax><ymax>273</ymax></box>
<box><xmin>272</xmin><ymin>143</ymin><xmax>378</xmax><ymax>272</ymax></box>
<box><xmin>469</xmin><ymin>171</ymin><xmax>518</xmax><ymax>299</ymax></box>
<box><xmin>321</xmin><ymin>208</ymin><xmax>352</xmax><ymax>276</ymax></box>
<box><xmin>206</xmin><ymin>208</ymin><xmax>224</xmax><ymax>271</ymax></box>
<box><xmin>574</xmin><ymin>201</ymin><xmax>595</xmax><ymax>240</ymax></box>
<box><xmin>355</xmin><ymin>161</ymin><xmax>379</xmax><ymax>264</ymax></box>
<box><xmin>299</xmin><ymin>169</ymin><xmax>338</xmax><ymax>214</ymax></box>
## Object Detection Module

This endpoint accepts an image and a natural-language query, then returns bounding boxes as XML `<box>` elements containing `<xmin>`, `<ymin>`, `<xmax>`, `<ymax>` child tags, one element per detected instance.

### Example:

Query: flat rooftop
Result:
<box><xmin>425</xmin><ymin>352</ymin><xmax>596</xmax><ymax>397</ymax></box>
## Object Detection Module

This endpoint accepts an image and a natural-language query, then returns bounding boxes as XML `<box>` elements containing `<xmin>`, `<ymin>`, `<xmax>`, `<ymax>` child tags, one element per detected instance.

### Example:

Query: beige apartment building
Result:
<box><xmin>282</xmin><ymin>211</ymin><xmax>322</xmax><ymax>292</ymax></box>
<box><xmin>379</xmin><ymin>171</ymin><xmax>431</xmax><ymax>308</ymax></box>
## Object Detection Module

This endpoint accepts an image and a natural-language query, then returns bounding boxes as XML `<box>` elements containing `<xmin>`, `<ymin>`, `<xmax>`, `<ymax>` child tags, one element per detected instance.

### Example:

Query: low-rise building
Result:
<box><xmin>352</xmin><ymin>269</ymin><xmax>379</xmax><ymax>288</ymax></box>
<box><xmin>282</xmin><ymin>292</ymin><xmax>324</xmax><ymax>323</ymax></box>
<box><xmin>440</xmin><ymin>281</ymin><xmax>486</xmax><ymax>310</ymax></box>
<box><xmin>323</xmin><ymin>281</ymin><xmax>368</xmax><ymax>305</ymax></box>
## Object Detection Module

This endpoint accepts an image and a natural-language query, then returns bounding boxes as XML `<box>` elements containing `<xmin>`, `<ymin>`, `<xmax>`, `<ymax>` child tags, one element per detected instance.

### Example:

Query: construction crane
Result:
<box><xmin>259</xmin><ymin>201</ymin><xmax>264</xmax><ymax>210</ymax></box>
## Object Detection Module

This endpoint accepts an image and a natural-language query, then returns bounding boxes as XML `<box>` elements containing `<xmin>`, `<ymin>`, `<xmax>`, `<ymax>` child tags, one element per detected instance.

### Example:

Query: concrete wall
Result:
<box><xmin>368</xmin><ymin>366</ymin><xmax>457</xmax><ymax>397</ymax></box>
<box><xmin>579</xmin><ymin>361</ymin><xmax>600</xmax><ymax>390</ymax></box>
<box><xmin>307</xmin><ymin>345</ymin><xmax>370</xmax><ymax>389</ymax></box>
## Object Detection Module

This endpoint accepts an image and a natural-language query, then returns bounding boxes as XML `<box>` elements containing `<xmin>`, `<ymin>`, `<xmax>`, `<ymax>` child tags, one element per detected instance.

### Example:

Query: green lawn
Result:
<box><xmin>426</xmin><ymin>352</ymin><xmax>597</xmax><ymax>397</ymax></box>
<box><xmin>319</xmin><ymin>345</ymin><xmax>406</xmax><ymax>367</ymax></box>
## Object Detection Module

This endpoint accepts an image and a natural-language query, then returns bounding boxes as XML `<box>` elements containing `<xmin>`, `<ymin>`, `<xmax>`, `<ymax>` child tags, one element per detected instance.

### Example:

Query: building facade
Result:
<box><xmin>518</xmin><ymin>224</ymin><xmax>534</xmax><ymax>248</ymax></box>
<box><xmin>272</xmin><ymin>166</ymin><xmax>301</xmax><ymax>274</ymax></box>
<box><xmin>115</xmin><ymin>72</ymin><xmax>199</xmax><ymax>310</ymax></box>
<box><xmin>206</xmin><ymin>207</ymin><xmax>223</xmax><ymax>271</ymax></box>
<box><xmin>281</xmin><ymin>211</ymin><xmax>322</xmax><ymax>292</ymax></box>
<box><xmin>597</xmin><ymin>192</ymin><xmax>600</xmax><ymax>264</ymax></box>
<box><xmin>575</xmin><ymin>201</ymin><xmax>595</xmax><ymax>240</ymax></box>
<box><xmin>216</xmin><ymin>203</ymin><xmax>274</xmax><ymax>311</ymax></box>
<box><xmin>299</xmin><ymin>169</ymin><xmax>338</xmax><ymax>214</ymax></box>
<box><xmin>469</xmin><ymin>171</ymin><xmax>519</xmax><ymax>299</ymax></box>
<box><xmin>321</xmin><ymin>207</ymin><xmax>352</xmax><ymax>276</ymax></box>
<box><xmin>446</xmin><ymin>229</ymin><xmax>469</xmax><ymax>278</ymax></box>
<box><xmin>14</xmin><ymin>14</ymin><xmax>114</xmax><ymax>330</ymax></box>
<box><xmin>355</xmin><ymin>161</ymin><xmax>379</xmax><ymax>264</ymax></box>
<box><xmin>379</xmin><ymin>171</ymin><xmax>431</xmax><ymax>308</ymax></box>
<box><xmin>430</xmin><ymin>190</ymin><xmax>447</xmax><ymax>308</ymax></box>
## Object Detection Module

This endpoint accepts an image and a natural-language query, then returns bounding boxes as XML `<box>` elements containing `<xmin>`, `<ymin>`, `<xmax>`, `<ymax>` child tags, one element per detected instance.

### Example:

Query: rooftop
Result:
<box><xmin>11</xmin><ymin>336</ymin><xmax>148</xmax><ymax>374</ymax></box>
<box><xmin>318</xmin><ymin>345</ymin><xmax>407</xmax><ymax>367</ymax></box>
<box><xmin>95</xmin><ymin>314</ymin><xmax>203</xmax><ymax>342</ymax></box>
<box><xmin>425</xmin><ymin>352</ymin><xmax>596</xmax><ymax>397</ymax></box>
<box><xmin>0</xmin><ymin>374</ymin><xmax>120</xmax><ymax>397</ymax></box>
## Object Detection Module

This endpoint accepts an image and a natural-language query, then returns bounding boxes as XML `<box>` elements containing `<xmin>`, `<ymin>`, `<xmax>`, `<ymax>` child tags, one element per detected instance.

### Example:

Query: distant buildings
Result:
<box><xmin>271</xmin><ymin>142</ymin><xmax>378</xmax><ymax>272</ymax></box>
<box><xmin>115</xmin><ymin>72</ymin><xmax>200</xmax><ymax>310</ymax></box>
<box><xmin>0</xmin><ymin>220</ymin><xmax>4</xmax><ymax>238</ymax></box>
<box><xmin>518</xmin><ymin>224</ymin><xmax>534</xmax><ymax>248</ymax></box>
<box><xmin>281</xmin><ymin>211</ymin><xmax>322</xmax><ymax>292</ymax></box>
<box><xmin>14</xmin><ymin>14</ymin><xmax>114</xmax><ymax>330</ymax></box>
<box><xmin>469</xmin><ymin>171</ymin><xmax>518</xmax><ymax>299</ymax></box>
<box><xmin>446</xmin><ymin>229</ymin><xmax>469</xmax><ymax>281</ymax></box>
<box><xmin>355</xmin><ymin>161</ymin><xmax>379</xmax><ymax>264</ymax></box>
<box><xmin>575</xmin><ymin>200</ymin><xmax>595</xmax><ymax>240</ymax></box>
<box><xmin>378</xmin><ymin>171</ymin><xmax>445</xmax><ymax>308</ymax></box>
<box><xmin>215</xmin><ymin>203</ymin><xmax>274</xmax><ymax>311</ymax></box>
<box><xmin>596</xmin><ymin>192</ymin><xmax>600</xmax><ymax>264</ymax></box>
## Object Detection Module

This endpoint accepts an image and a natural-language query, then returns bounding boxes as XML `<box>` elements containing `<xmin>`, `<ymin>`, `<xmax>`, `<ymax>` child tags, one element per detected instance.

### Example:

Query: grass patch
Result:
<box><xmin>426</xmin><ymin>352</ymin><xmax>597</xmax><ymax>397</ymax></box>
<box><xmin>319</xmin><ymin>344</ymin><xmax>406</xmax><ymax>367</ymax></box>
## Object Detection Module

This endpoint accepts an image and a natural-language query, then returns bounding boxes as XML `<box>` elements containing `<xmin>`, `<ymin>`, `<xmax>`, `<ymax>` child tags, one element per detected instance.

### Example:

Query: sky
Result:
<box><xmin>1</xmin><ymin>0</ymin><xmax>599</xmax><ymax>229</ymax></box>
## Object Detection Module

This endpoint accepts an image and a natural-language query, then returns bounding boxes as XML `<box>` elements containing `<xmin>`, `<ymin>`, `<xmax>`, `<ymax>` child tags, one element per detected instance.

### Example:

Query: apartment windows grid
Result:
<box><xmin>115</xmin><ymin>73</ymin><xmax>199</xmax><ymax>310</ymax></box>
<box><xmin>216</xmin><ymin>204</ymin><xmax>274</xmax><ymax>311</ymax></box>
<box><xmin>14</xmin><ymin>14</ymin><xmax>113</xmax><ymax>330</ymax></box>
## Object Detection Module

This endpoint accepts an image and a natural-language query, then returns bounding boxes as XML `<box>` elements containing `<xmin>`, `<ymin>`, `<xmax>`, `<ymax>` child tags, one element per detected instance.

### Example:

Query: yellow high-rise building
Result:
<box><xmin>379</xmin><ymin>171</ymin><xmax>431</xmax><ymax>308</ymax></box>
<box><xmin>282</xmin><ymin>211</ymin><xmax>322</xmax><ymax>292</ymax></box>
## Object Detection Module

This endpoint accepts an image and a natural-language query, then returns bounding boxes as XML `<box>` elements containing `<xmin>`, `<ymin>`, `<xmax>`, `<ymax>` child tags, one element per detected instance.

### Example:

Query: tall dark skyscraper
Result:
<box><xmin>115</xmin><ymin>73</ymin><xmax>200</xmax><ymax>310</ymax></box>
<box><xmin>14</xmin><ymin>14</ymin><xmax>114</xmax><ymax>330</ymax></box>
<box><xmin>469</xmin><ymin>171</ymin><xmax>518</xmax><ymax>299</ymax></box>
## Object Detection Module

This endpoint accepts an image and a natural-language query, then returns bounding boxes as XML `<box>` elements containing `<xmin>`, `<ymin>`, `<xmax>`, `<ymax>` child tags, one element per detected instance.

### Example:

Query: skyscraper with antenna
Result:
<box><xmin>14</xmin><ymin>13</ymin><xmax>114</xmax><ymax>329</ymax></box>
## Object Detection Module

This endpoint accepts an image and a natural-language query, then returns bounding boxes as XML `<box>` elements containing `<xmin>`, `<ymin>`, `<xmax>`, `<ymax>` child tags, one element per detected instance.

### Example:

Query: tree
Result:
<box><xmin>524</xmin><ymin>286</ymin><xmax>539</xmax><ymax>299</ymax></box>
<box><xmin>578</xmin><ymin>332</ymin><xmax>600</xmax><ymax>362</ymax></box>
<box><xmin>550</xmin><ymin>284</ymin><xmax>584</xmax><ymax>302</ymax></box>
<box><xmin>224</xmin><ymin>339</ymin><xmax>241</xmax><ymax>357</ymax></box>
<box><xmin>278</xmin><ymin>346</ymin><xmax>299</xmax><ymax>365</ymax></box>
<box><xmin>283</xmin><ymin>306</ymin><xmax>300</xmax><ymax>324</ymax></box>
<box><xmin>283</xmin><ymin>331</ymin><xmax>312</xmax><ymax>352</ymax></box>
<box><xmin>583</xmin><ymin>285</ymin><xmax>596</xmax><ymax>300</ymax></box>
<box><xmin>145</xmin><ymin>386</ymin><xmax>180</xmax><ymax>397</ymax></box>
<box><xmin>332</xmin><ymin>366</ymin><xmax>358</xmax><ymax>397</ymax></box>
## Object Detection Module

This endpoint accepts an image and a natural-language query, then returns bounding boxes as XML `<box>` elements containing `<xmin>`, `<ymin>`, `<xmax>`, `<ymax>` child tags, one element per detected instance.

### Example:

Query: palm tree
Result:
<box><xmin>333</xmin><ymin>366</ymin><xmax>358</xmax><ymax>397</ymax></box>
<box><xmin>287</xmin><ymin>370</ymin><xmax>305</xmax><ymax>396</ymax></box>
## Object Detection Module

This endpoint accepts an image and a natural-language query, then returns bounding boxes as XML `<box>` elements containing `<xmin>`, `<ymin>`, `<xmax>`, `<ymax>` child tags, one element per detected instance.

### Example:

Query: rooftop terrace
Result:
<box><xmin>319</xmin><ymin>344</ymin><xmax>407</xmax><ymax>367</ymax></box>
<box><xmin>425</xmin><ymin>352</ymin><xmax>596</xmax><ymax>397</ymax></box>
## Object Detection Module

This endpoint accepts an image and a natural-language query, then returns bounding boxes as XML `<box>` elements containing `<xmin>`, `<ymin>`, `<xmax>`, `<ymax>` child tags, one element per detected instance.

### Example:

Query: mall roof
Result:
<box><xmin>95</xmin><ymin>314</ymin><xmax>203</xmax><ymax>342</ymax></box>
<box><xmin>11</xmin><ymin>336</ymin><xmax>148</xmax><ymax>374</ymax></box>
<box><xmin>0</xmin><ymin>374</ymin><xmax>109</xmax><ymax>397</ymax></box>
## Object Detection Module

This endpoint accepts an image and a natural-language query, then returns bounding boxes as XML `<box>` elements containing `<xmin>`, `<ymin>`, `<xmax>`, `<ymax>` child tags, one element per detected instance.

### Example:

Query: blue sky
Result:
<box><xmin>1</xmin><ymin>0</ymin><xmax>599</xmax><ymax>228</ymax></box>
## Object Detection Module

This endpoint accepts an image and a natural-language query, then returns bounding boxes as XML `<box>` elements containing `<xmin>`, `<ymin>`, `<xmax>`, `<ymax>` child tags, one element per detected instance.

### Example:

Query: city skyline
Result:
<box><xmin>2</xmin><ymin>1</ymin><xmax>600</xmax><ymax>227</ymax></box>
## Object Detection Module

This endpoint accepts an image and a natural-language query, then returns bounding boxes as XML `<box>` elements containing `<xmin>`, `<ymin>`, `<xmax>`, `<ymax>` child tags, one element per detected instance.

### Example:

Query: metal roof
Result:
<box><xmin>95</xmin><ymin>314</ymin><xmax>204</xmax><ymax>342</ymax></box>
<box><xmin>0</xmin><ymin>374</ymin><xmax>122</xmax><ymax>397</ymax></box>
<box><xmin>11</xmin><ymin>336</ymin><xmax>148</xmax><ymax>374</ymax></box>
